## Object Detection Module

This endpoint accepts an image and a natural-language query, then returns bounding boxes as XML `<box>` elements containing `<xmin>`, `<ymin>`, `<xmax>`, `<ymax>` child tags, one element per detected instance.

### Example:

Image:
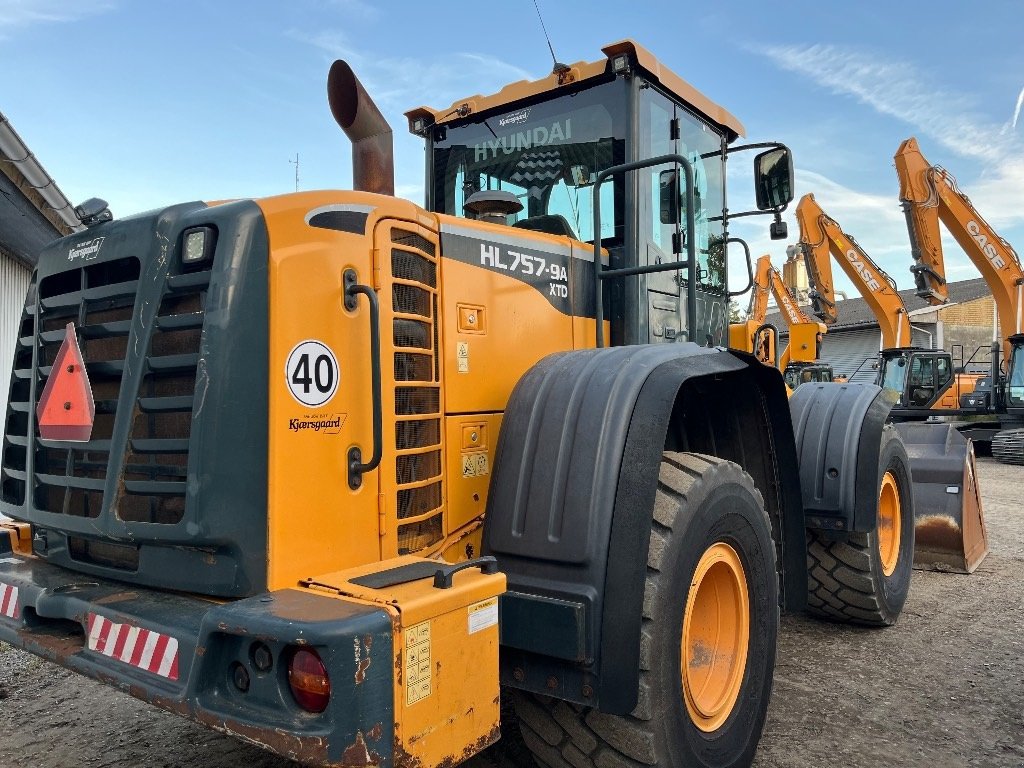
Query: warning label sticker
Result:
<box><xmin>456</xmin><ymin>342</ymin><xmax>469</xmax><ymax>373</ymax></box>
<box><xmin>461</xmin><ymin>451</ymin><xmax>489</xmax><ymax>478</ymax></box>
<box><xmin>405</xmin><ymin>621</ymin><xmax>432</xmax><ymax>706</ymax></box>
<box><xmin>468</xmin><ymin>597</ymin><xmax>499</xmax><ymax>634</ymax></box>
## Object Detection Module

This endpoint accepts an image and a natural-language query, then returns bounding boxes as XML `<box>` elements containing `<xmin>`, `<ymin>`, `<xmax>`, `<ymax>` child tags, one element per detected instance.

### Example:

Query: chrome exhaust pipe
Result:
<box><xmin>327</xmin><ymin>60</ymin><xmax>394</xmax><ymax>196</ymax></box>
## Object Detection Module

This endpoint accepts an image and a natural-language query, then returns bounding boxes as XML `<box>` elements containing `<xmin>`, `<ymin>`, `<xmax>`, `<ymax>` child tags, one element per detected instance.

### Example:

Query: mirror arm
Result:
<box><xmin>723</xmin><ymin>141</ymin><xmax>792</xmax><ymax>157</ymax></box>
<box><xmin>709</xmin><ymin>202</ymin><xmax>788</xmax><ymax>224</ymax></box>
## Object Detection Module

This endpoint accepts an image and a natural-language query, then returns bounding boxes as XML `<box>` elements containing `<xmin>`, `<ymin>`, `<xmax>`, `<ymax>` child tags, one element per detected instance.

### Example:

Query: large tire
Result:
<box><xmin>514</xmin><ymin>452</ymin><xmax>778</xmax><ymax>768</ymax></box>
<box><xmin>992</xmin><ymin>428</ymin><xmax>1024</xmax><ymax>465</ymax></box>
<box><xmin>806</xmin><ymin>424</ymin><xmax>914</xmax><ymax>626</ymax></box>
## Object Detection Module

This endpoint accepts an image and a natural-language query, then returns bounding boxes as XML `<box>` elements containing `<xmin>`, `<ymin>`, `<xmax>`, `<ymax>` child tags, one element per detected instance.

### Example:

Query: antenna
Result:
<box><xmin>532</xmin><ymin>0</ymin><xmax>568</xmax><ymax>74</ymax></box>
<box><xmin>289</xmin><ymin>153</ymin><xmax>300</xmax><ymax>192</ymax></box>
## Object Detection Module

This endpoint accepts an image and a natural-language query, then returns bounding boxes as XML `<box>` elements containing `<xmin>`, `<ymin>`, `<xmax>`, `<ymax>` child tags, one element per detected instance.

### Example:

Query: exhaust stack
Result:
<box><xmin>327</xmin><ymin>60</ymin><xmax>394</xmax><ymax>196</ymax></box>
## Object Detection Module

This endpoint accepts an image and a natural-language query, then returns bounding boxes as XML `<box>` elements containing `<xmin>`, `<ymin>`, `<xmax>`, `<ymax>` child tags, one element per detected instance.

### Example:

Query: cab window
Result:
<box><xmin>430</xmin><ymin>79</ymin><xmax>627</xmax><ymax>245</ymax></box>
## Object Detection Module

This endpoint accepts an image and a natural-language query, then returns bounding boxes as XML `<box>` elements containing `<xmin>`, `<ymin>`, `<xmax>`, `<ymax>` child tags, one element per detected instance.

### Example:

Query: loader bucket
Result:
<box><xmin>894</xmin><ymin>422</ymin><xmax>989</xmax><ymax>573</ymax></box>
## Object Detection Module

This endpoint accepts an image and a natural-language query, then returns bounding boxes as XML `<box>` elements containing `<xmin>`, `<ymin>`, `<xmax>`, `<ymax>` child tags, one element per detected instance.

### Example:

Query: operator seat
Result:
<box><xmin>513</xmin><ymin>214</ymin><xmax>578</xmax><ymax>240</ymax></box>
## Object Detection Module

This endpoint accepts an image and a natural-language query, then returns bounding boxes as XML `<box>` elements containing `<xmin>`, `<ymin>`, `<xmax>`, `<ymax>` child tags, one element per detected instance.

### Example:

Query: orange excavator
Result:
<box><xmin>795</xmin><ymin>193</ymin><xmax>982</xmax><ymax>411</ymax></box>
<box><xmin>894</xmin><ymin>137</ymin><xmax>1024</xmax><ymax>465</ymax></box>
<box><xmin>796</xmin><ymin>193</ymin><xmax>988</xmax><ymax>572</ymax></box>
<box><xmin>732</xmin><ymin>254</ymin><xmax>832</xmax><ymax>388</ymax></box>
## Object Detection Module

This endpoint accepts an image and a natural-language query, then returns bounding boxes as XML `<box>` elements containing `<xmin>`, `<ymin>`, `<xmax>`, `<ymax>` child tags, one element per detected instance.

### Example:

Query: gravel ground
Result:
<box><xmin>1</xmin><ymin>458</ymin><xmax>1021</xmax><ymax>768</ymax></box>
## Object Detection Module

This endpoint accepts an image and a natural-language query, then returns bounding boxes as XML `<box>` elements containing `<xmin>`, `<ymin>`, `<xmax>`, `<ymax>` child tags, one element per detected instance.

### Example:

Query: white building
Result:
<box><xmin>0</xmin><ymin>112</ymin><xmax>82</xmax><ymax>415</ymax></box>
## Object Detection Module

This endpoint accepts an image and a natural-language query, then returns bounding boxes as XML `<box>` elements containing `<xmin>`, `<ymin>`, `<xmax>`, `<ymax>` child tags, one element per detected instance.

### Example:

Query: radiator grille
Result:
<box><xmin>0</xmin><ymin>256</ymin><xmax>212</xmax><ymax>530</ymax></box>
<box><xmin>1</xmin><ymin>279</ymin><xmax>37</xmax><ymax>506</ymax></box>
<box><xmin>118</xmin><ymin>271</ymin><xmax>209</xmax><ymax>524</ymax></box>
<box><xmin>389</xmin><ymin>227</ymin><xmax>444</xmax><ymax>553</ymax></box>
<box><xmin>27</xmin><ymin>258</ymin><xmax>140</xmax><ymax>518</ymax></box>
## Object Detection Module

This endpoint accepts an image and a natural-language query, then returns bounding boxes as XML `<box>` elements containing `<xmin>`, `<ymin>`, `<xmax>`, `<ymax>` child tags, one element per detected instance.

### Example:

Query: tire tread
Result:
<box><xmin>513</xmin><ymin>452</ymin><xmax>775</xmax><ymax>768</ymax></box>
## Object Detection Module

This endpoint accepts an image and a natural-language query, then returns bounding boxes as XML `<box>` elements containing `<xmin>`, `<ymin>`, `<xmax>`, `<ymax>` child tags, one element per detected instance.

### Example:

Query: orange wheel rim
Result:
<box><xmin>681</xmin><ymin>542</ymin><xmax>750</xmax><ymax>733</ymax></box>
<box><xmin>877</xmin><ymin>471</ymin><xmax>901</xmax><ymax>577</ymax></box>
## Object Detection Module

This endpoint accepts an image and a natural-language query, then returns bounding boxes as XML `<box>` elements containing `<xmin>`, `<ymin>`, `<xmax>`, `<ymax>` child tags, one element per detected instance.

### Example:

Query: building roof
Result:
<box><xmin>0</xmin><ymin>111</ymin><xmax>81</xmax><ymax>267</ymax></box>
<box><xmin>764</xmin><ymin>277</ymin><xmax>992</xmax><ymax>333</ymax></box>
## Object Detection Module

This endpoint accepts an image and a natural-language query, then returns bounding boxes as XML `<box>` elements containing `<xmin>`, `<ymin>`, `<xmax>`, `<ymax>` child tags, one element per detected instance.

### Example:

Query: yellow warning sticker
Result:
<box><xmin>461</xmin><ymin>451</ymin><xmax>489</xmax><ymax>478</ymax></box>
<box><xmin>468</xmin><ymin>597</ymin><xmax>499</xmax><ymax>634</ymax></box>
<box><xmin>457</xmin><ymin>342</ymin><xmax>469</xmax><ymax>373</ymax></box>
<box><xmin>405</xmin><ymin>620</ymin><xmax>432</xmax><ymax>705</ymax></box>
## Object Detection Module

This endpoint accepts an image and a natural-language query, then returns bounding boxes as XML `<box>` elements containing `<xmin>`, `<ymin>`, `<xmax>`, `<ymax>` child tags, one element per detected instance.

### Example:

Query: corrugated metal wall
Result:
<box><xmin>820</xmin><ymin>329</ymin><xmax>881</xmax><ymax>382</ymax></box>
<box><xmin>1</xmin><ymin>254</ymin><xmax>31</xmax><ymax>414</ymax></box>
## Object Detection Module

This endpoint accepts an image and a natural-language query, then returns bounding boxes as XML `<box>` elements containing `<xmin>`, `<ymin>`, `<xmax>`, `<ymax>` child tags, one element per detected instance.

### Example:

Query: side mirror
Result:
<box><xmin>659</xmin><ymin>169</ymin><xmax>680</xmax><ymax>224</ymax></box>
<box><xmin>754</xmin><ymin>147</ymin><xmax>794</xmax><ymax>211</ymax></box>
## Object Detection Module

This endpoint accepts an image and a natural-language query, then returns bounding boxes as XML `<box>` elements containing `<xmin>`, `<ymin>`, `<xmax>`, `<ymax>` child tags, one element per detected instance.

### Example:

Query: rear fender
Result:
<box><xmin>482</xmin><ymin>345</ymin><xmax>804</xmax><ymax>714</ymax></box>
<box><xmin>789</xmin><ymin>382</ymin><xmax>896</xmax><ymax>533</ymax></box>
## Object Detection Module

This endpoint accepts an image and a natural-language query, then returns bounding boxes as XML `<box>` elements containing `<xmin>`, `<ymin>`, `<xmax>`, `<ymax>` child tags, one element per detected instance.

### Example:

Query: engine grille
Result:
<box><xmin>0</xmin><ymin>255</ymin><xmax>212</xmax><ymax>566</ymax></box>
<box><xmin>389</xmin><ymin>227</ymin><xmax>444</xmax><ymax>553</ymax></box>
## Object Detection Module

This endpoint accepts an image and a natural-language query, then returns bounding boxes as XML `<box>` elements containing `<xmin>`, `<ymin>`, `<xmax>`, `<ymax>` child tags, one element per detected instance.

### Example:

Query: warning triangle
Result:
<box><xmin>36</xmin><ymin>322</ymin><xmax>96</xmax><ymax>442</ymax></box>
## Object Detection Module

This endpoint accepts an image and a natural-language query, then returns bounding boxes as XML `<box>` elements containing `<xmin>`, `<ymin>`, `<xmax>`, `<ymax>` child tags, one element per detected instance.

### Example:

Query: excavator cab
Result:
<box><xmin>783</xmin><ymin>362</ymin><xmax>833</xmax><ymax>390</ymax></box>
<box><xmin>1007</xmin><ymin>334</ymin><xmax>1024</xmax><ymax>411</ymax></box>
<box><xmin>992</xmin><ymin>334</ymin><xmax>1024</xmax><ymax>464</ymax></box>
<box><xmin>878</xmin><ymin>348</ymin><xmax>973</xmax><ymax>411</ymax></box>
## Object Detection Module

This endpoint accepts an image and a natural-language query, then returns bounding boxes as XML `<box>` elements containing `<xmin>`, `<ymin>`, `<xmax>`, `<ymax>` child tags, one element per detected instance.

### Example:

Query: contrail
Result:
<box><xmin>1013</xmin><ymin>86</ymin><xmax>1024</xmax><ymax>130</ymax></box>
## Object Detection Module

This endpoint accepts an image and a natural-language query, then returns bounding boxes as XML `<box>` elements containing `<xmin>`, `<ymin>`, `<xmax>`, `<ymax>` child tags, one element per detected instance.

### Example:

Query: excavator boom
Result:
<box><xmin>894</xmin><ymin>136</ymin><xmax>1024</xmax><ymax>367</ymax></box>
<box><xmin>796</xmin><ymin>193</ymin><xmax>912</xmax><ymax>349</ymax></box>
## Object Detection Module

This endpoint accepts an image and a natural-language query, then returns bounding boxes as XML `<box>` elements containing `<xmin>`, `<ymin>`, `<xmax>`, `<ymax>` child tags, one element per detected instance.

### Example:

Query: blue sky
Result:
<box><xmin>3</xmin><ymin>0</ymin><xmax>1023</xmax><ymax>302</ymax></box>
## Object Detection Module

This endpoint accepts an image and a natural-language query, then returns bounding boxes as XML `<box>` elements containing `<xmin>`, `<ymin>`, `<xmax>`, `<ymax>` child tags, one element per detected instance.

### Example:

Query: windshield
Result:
<box><xmin>880</xmin><ymin>354</ymin><xmax>909</xmax><ymax>394</ymax></box>
<box><xmin>785</xmin><ymin>364</ymin><xmax>832</xmax><ymax>389</ymax></box>
<box><xmin>429</xmin><ymin>79</ymin><xmax>626</xmax><ymax>244</ymax></box>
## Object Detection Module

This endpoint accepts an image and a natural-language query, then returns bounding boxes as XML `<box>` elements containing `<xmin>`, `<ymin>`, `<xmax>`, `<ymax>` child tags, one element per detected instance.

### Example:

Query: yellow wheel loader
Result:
<box><xmin>795</xmin><ymin>193</ymin><xmax>988</xmax><ymax>574</ymax></box>
<box><xmin>1</xmin><ymin>41</ymin><xmax>915</xmax><ymax>768</ymax></box>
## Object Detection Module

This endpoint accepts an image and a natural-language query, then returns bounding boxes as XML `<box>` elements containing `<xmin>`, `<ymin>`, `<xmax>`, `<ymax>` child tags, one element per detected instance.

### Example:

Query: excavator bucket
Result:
<box><xmin>894</xmin><ymin>423</ymin><xmax>989</xmax><ymax>573</ymax></box>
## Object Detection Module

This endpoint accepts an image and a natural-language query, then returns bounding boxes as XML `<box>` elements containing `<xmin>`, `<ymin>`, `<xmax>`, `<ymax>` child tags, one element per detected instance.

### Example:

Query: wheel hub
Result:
<box><xmin>681</xmin><ymin>541</ymin><xmax>750</xmax><ymax>733</ymax></box>
<box><xmin>877</xmin><ymin>471</ymin><xmax>901</xmax><ymax>577</ymax></box>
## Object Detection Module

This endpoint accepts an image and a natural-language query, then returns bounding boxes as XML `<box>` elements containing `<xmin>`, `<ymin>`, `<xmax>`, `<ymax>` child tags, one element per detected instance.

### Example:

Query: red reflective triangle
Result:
<box><xmin>36</xmin><ymin>322</ymin><xmax>95</xmax><ymax>442</ymax></box>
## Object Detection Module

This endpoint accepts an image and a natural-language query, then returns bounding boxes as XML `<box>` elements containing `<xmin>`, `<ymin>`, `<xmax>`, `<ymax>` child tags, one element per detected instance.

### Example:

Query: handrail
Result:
<box><xmin>343</xmin><ymin>268</ymin><xmax>382</xmax><ymax>489</ymax></box>
<box><xmin>592</xmin><ymin>153</ymin><xmax>697</xmax><ymax>347</ymax></box>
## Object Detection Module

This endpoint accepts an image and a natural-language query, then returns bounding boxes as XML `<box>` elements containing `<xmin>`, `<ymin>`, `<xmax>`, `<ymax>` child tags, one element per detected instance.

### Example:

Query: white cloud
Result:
<box><xmin>754</xmin><ymin>43</ymin><xmax>1011</xmax><ymax>163</ymax></box>
<box><xmin>1009</xmin><ymin>86</ymin><xmax>1024</xmax><ymax>131</ymax></box>
<box><xmin>746</xmin><ymin>42</ymin><xmax>1024</xmax><ymax>301</ymax></box>
<box><xmin>297</xmin><ymin>29</ymin><xmax>535</xmax><ymax>112</ymax></box>
<box><xmin>0</xmin><ymin>0</ymin><xmax>114</xmax><ymax>33</ymax></box>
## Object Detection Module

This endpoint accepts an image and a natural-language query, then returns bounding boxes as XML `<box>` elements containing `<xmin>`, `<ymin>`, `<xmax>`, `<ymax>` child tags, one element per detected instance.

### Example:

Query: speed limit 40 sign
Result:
<box><xmin>285</xmin><ymin>340</ymin><xmax>340</xmax><ymax>407</ymax></box>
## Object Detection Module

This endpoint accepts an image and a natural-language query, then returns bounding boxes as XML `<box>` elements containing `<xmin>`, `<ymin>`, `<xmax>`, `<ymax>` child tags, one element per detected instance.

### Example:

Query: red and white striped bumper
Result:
<box><xmin>86</xmin><ymin>612</ymin><xmax>180</xmax><ymax>681</ymax></box>
<box><xmin>0</xmin><ymin>581</ymin><xmax>19</xmax><ymax>619</ymax></box>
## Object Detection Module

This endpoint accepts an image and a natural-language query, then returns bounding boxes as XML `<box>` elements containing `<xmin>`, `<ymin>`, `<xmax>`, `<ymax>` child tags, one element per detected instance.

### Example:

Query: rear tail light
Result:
<box><xmin>287</xmin><ymin>647</ymin><xmax>331</xmax><ymax>713</ymax></box>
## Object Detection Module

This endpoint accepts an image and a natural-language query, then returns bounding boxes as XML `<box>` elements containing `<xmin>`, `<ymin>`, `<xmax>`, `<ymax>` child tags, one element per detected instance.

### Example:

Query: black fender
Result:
<box><xmin>789</xmin><ymin>382</ymin><xmax>897</xmax><ymax>533</ymax></box>
<box><xmin>482</xmin><ymin>344</ymin><xmax>805</xmax><ymax>714</ymax></box>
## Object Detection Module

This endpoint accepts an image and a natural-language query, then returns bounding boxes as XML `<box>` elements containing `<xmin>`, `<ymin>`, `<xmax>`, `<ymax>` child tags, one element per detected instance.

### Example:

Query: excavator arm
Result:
<box><xmin>894</xmin><ymin>137</ymin><xmax>1024</xmax><ymax>364</ymax></box>
<box><xmin>748</xmin><ymin>254</ymin><xmax>772</xmax><ymax>324</ymax></box>
<box><xmin>796</xmin><ymin>193</ymin><xmax>912</xmax><ymax>350</ymax></box>
<box><xmin>767</xmin><ymin>259</ymin><xmax>824</xmax><ymax>367</ymax></box>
